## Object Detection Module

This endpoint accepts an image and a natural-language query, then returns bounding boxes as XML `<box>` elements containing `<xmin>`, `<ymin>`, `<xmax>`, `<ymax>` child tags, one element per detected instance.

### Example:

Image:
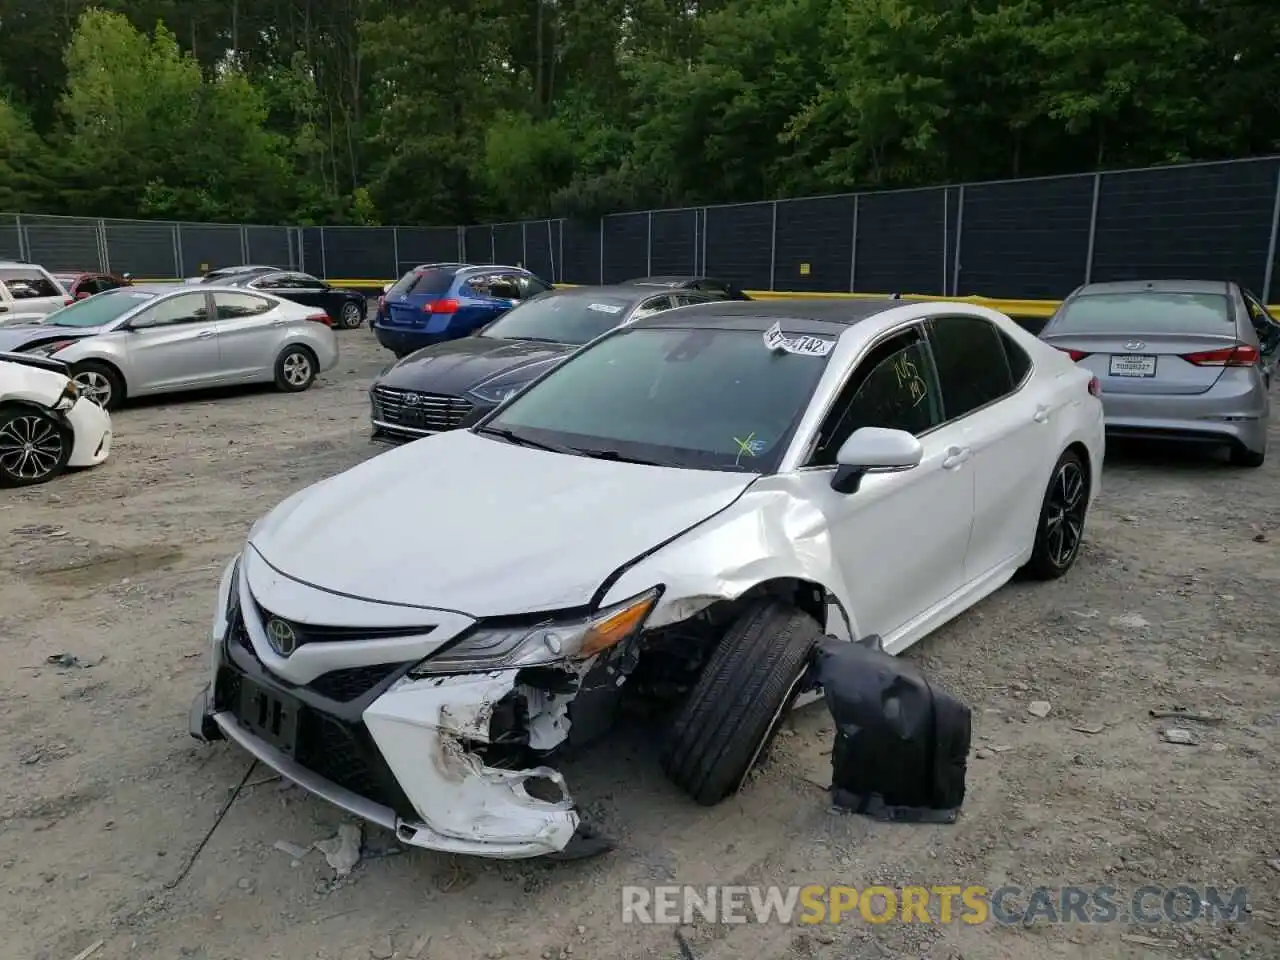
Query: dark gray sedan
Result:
<box><xmin>370</xmin><ymin>284</ymin><xmax>728</xmax><ymax>443</ymax></box>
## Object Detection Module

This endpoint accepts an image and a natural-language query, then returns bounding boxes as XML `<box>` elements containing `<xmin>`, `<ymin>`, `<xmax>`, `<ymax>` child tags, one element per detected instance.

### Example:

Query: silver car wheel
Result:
<box><xmin>0</xmin><ymin>414</ymin><xmax>65</xmax><ymax>481</ymax></box>
<box><xmin>74</xmin><ymin>371</ymin><xmax>112</xmax><ymax>407</ymax></box>
<box><xmin>283</xmin><ymin>352</ymin><xmax>312</xmax><ymax>387</ymax></box>
<box><xmin>342</xmin><ymin>302</ymin><xmax>362</xmax><ymax>328</ymax></box>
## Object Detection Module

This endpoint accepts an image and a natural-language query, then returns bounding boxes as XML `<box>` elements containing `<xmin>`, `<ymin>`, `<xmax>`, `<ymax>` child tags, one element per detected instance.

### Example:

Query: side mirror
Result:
<box><xmin>382</xmin><ymin>283</ymin><xmax>392</xmax><ymax>294</ymax></box>
<box><xmin>75</xmin><ymin>291</ymin><xmax>90</xmax><ymax>300</ymax></box>
<box><xmin>831</xmin><ymin>427</ymin><xmax>922</xmax><ymax>494</ymax></box>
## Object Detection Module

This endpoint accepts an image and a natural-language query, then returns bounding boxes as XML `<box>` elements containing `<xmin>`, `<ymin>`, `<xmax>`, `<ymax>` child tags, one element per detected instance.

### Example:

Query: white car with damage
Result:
<box><xmin>189</xmin><ymin>297</ymin><xmax>1105</xmax><ymax>859</ymax></box>
<box><xmin>0</xmin><ymin>351</ymin><xmax>112</xmax><ymax>486</ymax></box>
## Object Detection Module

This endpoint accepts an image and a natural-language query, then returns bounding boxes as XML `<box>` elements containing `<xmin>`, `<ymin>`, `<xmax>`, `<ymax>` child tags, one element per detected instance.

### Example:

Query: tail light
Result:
<box><xmin>425</xmin><ymin>298</ymin><xmax>459</xmax><ymax>315</ymax></box>
<box><xmin>377</xmin><ymin>295</ymin><xmax>385</xmax><ymax>312</ymax></box>
<box><xmin>1087</xmin><ymin>375</ymin><xmax>1101</xmax><ymax>397</ymax></box>
<box><xmin>1055</xmin><ymin>346</ymin><xmax>1090</xmax><ymax>362</ymax></box>
<box><xmin>1181</xmin><ymin>344</ymin><xmax>1258</xmax><ymax>367</ymax></box>
<box><xmin>305</xmin><ymin>312</ymin><xmax>333</xmax><ymax>326</ymax></box>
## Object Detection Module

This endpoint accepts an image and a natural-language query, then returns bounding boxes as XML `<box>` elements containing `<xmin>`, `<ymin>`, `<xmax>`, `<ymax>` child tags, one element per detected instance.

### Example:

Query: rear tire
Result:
<box><xmin>71</xmin><ymin>361</ymin><xmax>124</xmax><ymax>411</ymax></box>
<box><xmin>274</xmin><ymin>345</ymin><xmax>317</xmax><ymax>392</ymax></box>
<box><xmin>340</xmin><ymin>301</ymin><xmax>364</xmax><ymax>330</ymax></box>
<box><xmin>1229</xmin><ymin>444</ymin><xmax>1265</xmax><ymax>468</ymax></box>
<box><xmin>0</xmin><ymin>405</ymin><xmax>73</xmax><ymax>487</ymax></box>
<box><xmin>661</xmin><ymin>599</ymin><xmax>820</xmax><ymax>806</ymax></box>
<box><xmin>1024</xmin><ymin>448</ymin><xmax>1089</xmax><ymax>580</ymax></box>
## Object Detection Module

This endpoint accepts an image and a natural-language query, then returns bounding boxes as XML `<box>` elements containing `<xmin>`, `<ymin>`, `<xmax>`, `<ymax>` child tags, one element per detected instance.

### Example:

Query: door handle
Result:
<box><xmin>942</xmin><ymin>446</ymin><xmax>971</xmax><ymax>469</ymax></box>
<box><xmin>1033</xmin><ymin>404</ymin><xmax>1050</xmax><ymax>423</ymax></box>
<box><xmin>196</xmin><ymin>329</ymin><xmax>215</xmax><ymax>339</ymax></box>
<box><xmin>272</xmin><ymin>318</ymin><xmax>286</xmax><ymax>326</ymax></box>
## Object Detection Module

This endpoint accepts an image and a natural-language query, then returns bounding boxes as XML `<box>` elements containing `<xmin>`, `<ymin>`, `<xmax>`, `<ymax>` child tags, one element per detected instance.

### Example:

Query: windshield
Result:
<box><xmin>481</xmin><ymin>325</ymin><xmax>834</xmax><ymax>471</ymax></box>
<box><xmin>1053</xmin><ymin>292</ymin><xmax>1232</xmax><ymax>335</ymax></box>
<box><xmin>482</xmin><ymin>294</ymin><xmax>634</xmax><ymax>345</ymax></box>
<box><xmin>46</xmin><ymin>289</ymin><xmax>155</xmax><ymax>327</ymax></box>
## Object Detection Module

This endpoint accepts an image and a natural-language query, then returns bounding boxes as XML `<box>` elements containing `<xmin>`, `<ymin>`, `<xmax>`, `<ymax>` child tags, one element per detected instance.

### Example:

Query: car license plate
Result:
<box><xmin>235</xmin><ymin>677</ymin><xmax>300</xmax><ymax>757</ymax></box>
<box><xmin>1109</xmin><ymin>354</ymin><xmax>1157</xmax><ymax>377</ymax></box>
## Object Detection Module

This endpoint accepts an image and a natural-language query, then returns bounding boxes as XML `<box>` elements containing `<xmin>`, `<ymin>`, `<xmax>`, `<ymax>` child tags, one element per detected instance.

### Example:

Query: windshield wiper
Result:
<box><xmin>508</xmin><ymin>336</ymin><xmax>565</xmax><ymax>344</ymax></box>
<box><xmin>476</xmin><ymin>426</ymin><xmax>570</xmax><ymax>453</ymax></box>
<box><xmin>567</xmin><ymin>447</ymin><xmax>663</xmax><ymax>466</ymax></box>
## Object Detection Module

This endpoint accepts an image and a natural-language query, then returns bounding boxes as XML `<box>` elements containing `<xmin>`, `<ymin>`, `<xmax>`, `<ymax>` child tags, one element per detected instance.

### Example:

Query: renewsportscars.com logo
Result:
<box><xmin>621</xmin><ymin>884</ymin><xmax>1250</xmax><ymax>926</ymax></box>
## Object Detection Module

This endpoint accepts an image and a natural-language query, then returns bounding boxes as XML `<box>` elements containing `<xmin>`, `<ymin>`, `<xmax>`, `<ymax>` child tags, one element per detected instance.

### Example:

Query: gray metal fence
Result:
<box><xmin>4</xmin><ymin>155</ymin><xmax>1279</xmax><ymax>300</ymax></box>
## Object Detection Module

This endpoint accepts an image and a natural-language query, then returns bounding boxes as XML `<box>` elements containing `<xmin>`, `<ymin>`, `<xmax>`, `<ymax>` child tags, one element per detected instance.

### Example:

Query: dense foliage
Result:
<box><xmin>1</xmin><ymin>0</ymin><xmax>1277</xmax><ymax>225</ymax></box>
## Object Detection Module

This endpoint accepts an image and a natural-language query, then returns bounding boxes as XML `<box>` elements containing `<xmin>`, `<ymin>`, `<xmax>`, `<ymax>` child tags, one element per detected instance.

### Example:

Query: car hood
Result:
<box><xmin>247</xmin><ymin>429</ymin><xmax>756</xmax><ymax>616</ymax></box>
<box><xmin>0</xmin><ymin>325</ymin><xmax>100</xmax><ymax>352</ymax></box>
<box><xmin>377</xmin><ymin>335</ymin><xmax>575</xmax><ymax>395</ymax></box>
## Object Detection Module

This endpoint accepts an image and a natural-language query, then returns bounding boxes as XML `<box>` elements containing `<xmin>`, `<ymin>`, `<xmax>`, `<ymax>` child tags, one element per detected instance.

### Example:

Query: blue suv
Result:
<box><xmin>372</xmin><ymin>263</ymin><xmax>554</xmax><ymax>357</ymax></box>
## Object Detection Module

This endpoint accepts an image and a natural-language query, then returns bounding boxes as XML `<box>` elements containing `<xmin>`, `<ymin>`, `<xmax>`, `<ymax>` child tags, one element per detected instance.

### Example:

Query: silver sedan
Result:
<box><xmin>0</xmin><ymin>284</ymin><xmax>339</xmax><ymax>410</ymax></box>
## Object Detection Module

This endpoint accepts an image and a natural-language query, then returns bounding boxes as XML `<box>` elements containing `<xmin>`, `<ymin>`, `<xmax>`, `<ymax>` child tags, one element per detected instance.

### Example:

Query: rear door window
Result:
<box><xmin>517</xmin><ymin>275</ymin><xmax>553</xmax><ymax>298</ymax></box>
<box><xmin>214</xmin><ymin>292</ymin><xmax>275</xmax><ymax>319</ymax></box>
<box><xmin>927</xmin><ymin>315</ymin><xmax>1017</xmax><ymax>420</ymax></box>
<box><xmin>1053</xmin><ymin>292</ymin><xmax>1232</xmax><ymax>335</ymax></box>
<box><xmin>630</xmin><ymin>295</ymin><xmax>676</xmax><ymax>321</ymax></box>
<box><xmin>0</xmin><ymin>269</ymin><xmax>60</xmax><ymax>300</ymax></box>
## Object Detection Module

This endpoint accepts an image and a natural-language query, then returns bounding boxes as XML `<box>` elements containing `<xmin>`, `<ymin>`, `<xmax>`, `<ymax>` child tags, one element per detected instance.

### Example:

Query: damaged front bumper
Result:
<box><xmin>191</xmin><ymin>633</ymin><xmax>581</xmax><ymax>859</ymax></box>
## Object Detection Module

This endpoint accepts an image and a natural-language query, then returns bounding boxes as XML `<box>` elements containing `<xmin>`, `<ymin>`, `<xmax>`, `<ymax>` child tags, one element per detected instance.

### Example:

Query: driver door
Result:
<box><xmin>123</xmin><ymin>291</ymin><xmax>223</xmax><ymax>392</ymax></box>
<box><xmin>794</xmin><ymin>323</ymin><xmax>975</xmax><ymax>651</ymax></box>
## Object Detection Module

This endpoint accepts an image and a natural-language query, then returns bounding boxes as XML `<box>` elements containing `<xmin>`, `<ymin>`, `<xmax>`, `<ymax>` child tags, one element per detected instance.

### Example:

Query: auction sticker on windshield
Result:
<box><xmin>763</xmin><ymin>322</ymin><xmax>834</xmax><ymax>357</ymax></box>
<box><xmin>588</xmin><ymin>303</ymin><xmax>623</xmax><ymax>314</ymax></box>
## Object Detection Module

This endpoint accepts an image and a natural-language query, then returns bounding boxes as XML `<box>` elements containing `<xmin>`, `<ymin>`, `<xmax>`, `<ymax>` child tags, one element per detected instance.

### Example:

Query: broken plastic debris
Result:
<box><xmin>1159</xmin><ymin>727</ymin><xmax>1197</xmax><ymax>746</ymax></box>
<box><xmin>314</xmin><ymin>823</ymin><xmax>362</xmax><ymax>875</ymax></box>
<box><xmin>272</xmin><ymin>840</ymin><xmax>311</xmax><ymax>860</ymax></box>
<box><xmin>1027</xmin><ymin>701</ymin><xmax>1051</xmax><ymax>718</ymax></box>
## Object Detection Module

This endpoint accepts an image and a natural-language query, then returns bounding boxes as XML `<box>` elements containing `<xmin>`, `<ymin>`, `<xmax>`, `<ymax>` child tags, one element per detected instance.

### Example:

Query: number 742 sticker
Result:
<box><xmin>763</xmin><ymin>322</ymin><xmax>834</xmax><ymax>357</ymax></box>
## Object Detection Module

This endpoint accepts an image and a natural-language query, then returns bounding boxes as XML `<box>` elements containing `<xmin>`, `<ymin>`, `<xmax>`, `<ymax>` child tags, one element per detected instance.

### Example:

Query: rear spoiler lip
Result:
<box><xmin>0</xmin><ymin>351</ymin><xmax>71</xmax><ymax>376</ymax></box>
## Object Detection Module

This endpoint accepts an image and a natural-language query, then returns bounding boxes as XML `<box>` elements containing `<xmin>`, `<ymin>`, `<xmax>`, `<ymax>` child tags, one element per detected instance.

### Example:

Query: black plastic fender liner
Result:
<box><xmin>813</xmin><ymin>637</ymin><xmax>971</xmax><ymax>823</ymax></box>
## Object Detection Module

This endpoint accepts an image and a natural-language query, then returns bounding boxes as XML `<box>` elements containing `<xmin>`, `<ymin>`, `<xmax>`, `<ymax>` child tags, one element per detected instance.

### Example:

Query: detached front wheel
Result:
<box><xmin>661</xmin><ymin>599</ymin><xmax>820</xmax><ymax>806</ymax></box>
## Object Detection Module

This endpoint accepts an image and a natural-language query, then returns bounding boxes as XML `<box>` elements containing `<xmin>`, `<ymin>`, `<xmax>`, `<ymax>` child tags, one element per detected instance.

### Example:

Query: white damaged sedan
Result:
<box><xmin>190</xmin><ymin>297</ymin><xmax>1104</xmax><ymax>859</ymax></box>
<box><xmin>0</xmin><ymin>351</ymin><xmax>111</xmax><ymax>486</ymax></box>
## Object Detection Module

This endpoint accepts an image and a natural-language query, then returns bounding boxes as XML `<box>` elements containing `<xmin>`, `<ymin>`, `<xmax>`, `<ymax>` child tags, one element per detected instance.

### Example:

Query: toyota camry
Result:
<box><xmin>189</xmin><ymin>297</ymin><xmax>1104</xmax><ymax>860</ymax></box>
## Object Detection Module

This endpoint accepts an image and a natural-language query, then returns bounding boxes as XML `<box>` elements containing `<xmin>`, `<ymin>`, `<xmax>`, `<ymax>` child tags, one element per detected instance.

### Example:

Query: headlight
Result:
<box><xmin>469</xmin><ymin>378</ymin><xmax>533</xmax><ymax>405</ymax></box>
<box><xmin>54</xmin><ymin>380</ymin><xmax>79</xmax><ymax>411</ymax></box>
<box><xmin>225</xmin><ymin>556</ymin><xmax>242</xmax><ymax>621</ymax></box>
<box><xmin>28</xmin><ymin>340</ymin><xmax>77</xmax><ymax>357</ymax></box>
<box><xmin>409</xmin><ymin>587</ymin><xmax>660</xmax><ymax>676</ymax></box>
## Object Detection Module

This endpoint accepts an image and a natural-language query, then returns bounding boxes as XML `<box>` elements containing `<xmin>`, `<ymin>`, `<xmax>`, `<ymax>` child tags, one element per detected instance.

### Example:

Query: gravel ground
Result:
<box><xmin>0</xmin><ymin>328</ymin><xmax>1276</xmax><ymax>960</ymax></box>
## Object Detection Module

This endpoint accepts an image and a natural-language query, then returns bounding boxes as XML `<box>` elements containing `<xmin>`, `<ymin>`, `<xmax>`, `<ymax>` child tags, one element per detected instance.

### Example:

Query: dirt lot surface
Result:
<box><xmin>1</xmin><ymin>328</ymin><xmax>1277</xmax><ymax>960</ymax></box>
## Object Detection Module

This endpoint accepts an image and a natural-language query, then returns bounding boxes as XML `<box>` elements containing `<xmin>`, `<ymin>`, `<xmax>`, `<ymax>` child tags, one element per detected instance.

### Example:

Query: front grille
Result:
<box><xmin>372</xmin><ymin>386</ymin><xmax>473</xmax><ymax>432</ymax></box>
<box><xmin>253</xmin><ymin>603</ymin><xmax>433</xmax><ymax>650</ymax></box>
<box><xmin>218</xmin><ymin>656</ymin><xmax>416</xmax><ymax>819</ymax></box>
<box><xmin>308</xmin><ymin>663</ymin><xmax>405</xmax><ymax>702</ymax></box>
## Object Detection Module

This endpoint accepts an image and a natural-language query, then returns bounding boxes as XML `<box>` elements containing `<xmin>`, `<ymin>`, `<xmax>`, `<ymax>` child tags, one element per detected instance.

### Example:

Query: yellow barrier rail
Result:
<box><xmin>133</xmin><ymin>278</ymin><xmax>1280</xmax><ymax>317</ymax></box>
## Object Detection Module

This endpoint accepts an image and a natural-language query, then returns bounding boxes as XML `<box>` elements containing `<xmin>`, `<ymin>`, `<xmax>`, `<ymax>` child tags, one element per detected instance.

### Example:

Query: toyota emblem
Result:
<box><xmin>265</xmin><ymin>618</ymin><xmax>298</xmax><ymax>657</ymax></box>
<box><xmin>1124</xmin><ymin>340</ymin><xmax>1146</xmax><ymax>351</ymax></box>
<box><xmin>404</xmin><ymin>393</ymin><xmax>420</xmax><ymax>406</ymax></box>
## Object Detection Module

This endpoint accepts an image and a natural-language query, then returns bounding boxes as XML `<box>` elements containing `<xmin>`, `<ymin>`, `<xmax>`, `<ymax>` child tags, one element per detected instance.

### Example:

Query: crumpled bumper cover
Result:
<box><xmin>192</xmin><ymin>666</ymin><xmax>580</xmax><ymax>860</ymax></box>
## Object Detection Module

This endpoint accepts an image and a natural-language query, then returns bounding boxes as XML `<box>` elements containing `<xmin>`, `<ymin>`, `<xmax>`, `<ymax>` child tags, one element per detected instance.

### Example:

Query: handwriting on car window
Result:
<box><xmin>893</xmin><ymin>351</ymin><xmax>928</xmax><ymax>407</ymax></box>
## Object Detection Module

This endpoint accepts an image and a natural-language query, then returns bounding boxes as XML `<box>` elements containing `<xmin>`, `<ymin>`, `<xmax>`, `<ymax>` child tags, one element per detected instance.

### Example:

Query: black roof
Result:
<box><xmin>628</xmin><ymin>296</ymin><xmax>906</xmax><ymax>334</ymax></box>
